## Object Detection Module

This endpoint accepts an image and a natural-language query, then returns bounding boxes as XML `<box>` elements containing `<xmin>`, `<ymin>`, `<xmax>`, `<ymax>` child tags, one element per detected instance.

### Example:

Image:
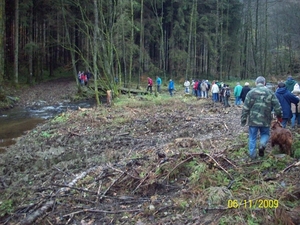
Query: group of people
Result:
<box><xmin>241</xmin><ymin>75</ymin><xmax>300</xmax><ymax>160</ymax></box>
<box><xmin>189</xmin><ymin>80</ymin><xmax>211</xmax><ymax>99</ymax></box>
<box><xmin>209</xmin><ymin>81</ymin><xmax>232</xmax><ymax>107</ymax></box>
<box><xmin>147</xmin><ymin>74</ymin><xmax>299</xmax><ymax>160</ymax></box>
<box><xmin>147</xmin><ymin>76</ymin><xmax>175</xmax><ymax>96</ymax></box>
<box><xmin>77</xmin><ymin>71</ymin><xmax>92</xmax><ymax>86</ymax></box>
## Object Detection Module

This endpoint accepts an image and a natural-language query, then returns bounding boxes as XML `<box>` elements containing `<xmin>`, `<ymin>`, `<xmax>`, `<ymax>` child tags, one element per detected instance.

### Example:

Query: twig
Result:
<box><xmin>116</xmin><ymin>132</ymin><xmax>130</xmax><ymax>136</ymax></box>
<box><xmin>223</xmin><ymin>122</ymin><xmax>229</xmax><ymax>131</ymax></box>
<box><xmin>96</xmin><ymin>180</ymin><xmax>102</xmax><ymax>202</ymax></box>
<box><xmin>100</xmin><ymin>172</ymin><xmax>124</xmax><ymax>200</ymax></box>
<box><xmin>132</xmin><ymin>173</ymin><xmax>150</xmax><ymax>194</ymax></box>
<box><xmin>163</xmin><ymin>156</ymin><xmax>193</xmax><ymax>182</ymax></box>
<box><xmin>68</xmin><ymin>131</ymin><xmax>81</xmax><ymax>136</ymax></box>
<box><xmin>108</xmin><ymin>164</ymin><xmax>141</xmax><ymax>180</ymax></box>
<box><xmin>205</xmin><ymin>153</ymin><xmax>233</xmax><ymax>180</ymax></box>
<box><xmin>221</xmin><ymin>156</ymin><xmax>237</xmax><ymax>168</ymax></box>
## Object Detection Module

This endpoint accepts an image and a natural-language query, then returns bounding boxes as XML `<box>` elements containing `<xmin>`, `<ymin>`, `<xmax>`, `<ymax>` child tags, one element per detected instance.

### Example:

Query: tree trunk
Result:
<box><xmin>0</xmin><ymin>0</ymin><xmax>5</xmax><ymax>87</ymax></box>
<box><xmin>128</xmin><ymin>0</ymin><xmax>134</xmax><ymax>95</ymax></box>
<box><xmin>60</xmin><ymin>0</ymin><xmax>78</xmax><ymax>86</ymax></box>
<box><xmin>138</xmin><ymin>0</ymin><xmax>144</xmax><ymax>89</ymax></box>
<box><xmin>28</xmin><ymin>1</ymin><xmax>33</xmax><ymax>84</ymax></box>
<box><xmin>14</xmin><ymin>0</ymin><xmax>19</xmax><ymax>84</ymax></box>
<box><xmin>93</xmin><ymin>0</ymin><xmax>100</xmax><ymax>105</ymax></box>
<box><xmin>185</xmin><ymin>0</ymin><xmax>196</xmax><ymax>80</ymax></box>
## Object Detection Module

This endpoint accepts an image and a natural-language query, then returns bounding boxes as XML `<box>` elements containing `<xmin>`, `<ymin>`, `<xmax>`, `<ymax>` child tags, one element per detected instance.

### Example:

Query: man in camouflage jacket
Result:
<box><xmin>241</xmin><ymin>76</ymin><xmax>282</xmax><ymax>159</ymax></box>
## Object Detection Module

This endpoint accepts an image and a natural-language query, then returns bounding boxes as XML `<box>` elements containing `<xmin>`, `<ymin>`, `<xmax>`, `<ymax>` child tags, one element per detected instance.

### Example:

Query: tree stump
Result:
<box><xmin>107</xmin><ymin>90</ymin><xmax>112</xmax><ymax>105</ymax></box>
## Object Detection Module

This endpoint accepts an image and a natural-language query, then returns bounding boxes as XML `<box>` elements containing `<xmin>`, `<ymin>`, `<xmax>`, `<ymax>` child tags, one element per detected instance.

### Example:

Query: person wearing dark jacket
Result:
<box><xmin>275</xmin><ymin>82</ymin><xmax>299</xmax><ymax>128</ymax></box>
<box><xmin>240</xmin><ymin>82</ymin><xmax>251</xmax><ymax>103</ymax></box>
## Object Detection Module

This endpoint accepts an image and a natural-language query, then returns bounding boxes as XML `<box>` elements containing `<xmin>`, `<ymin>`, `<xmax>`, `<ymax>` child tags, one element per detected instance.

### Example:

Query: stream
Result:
<box><xmin>0</xmin><ymin>99</ymin><xmax>95</xmax><ymax>153</ymax></box>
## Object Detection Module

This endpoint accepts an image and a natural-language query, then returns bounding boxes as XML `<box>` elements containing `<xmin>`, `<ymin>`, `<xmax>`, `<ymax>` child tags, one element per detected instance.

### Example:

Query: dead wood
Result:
<box><xmin>163</xmin><ymin>156</ymin><xmax>193</xmax><ymax>182</ymax></box>
<box><xmin>280</xmin><ymin>161</ymin><xmax>300</xmax><ymax>173</ymax></box>
<box><xmin>20</xmin><ymin>200</ymin><xmax>54</xmax><ymax>225</ymax></box>
<box><xmin>107</xmin><ymin>90</ymin><xmax>112</xmax><ymax>105</ymax></box>
<box><xmin>99</xmin><ymin>172</ymin><xmax>125</xmax><ymax>200</ymax></box>
<box><xmin>57</xmin><ymin>166</ymin><xmax>101</xmax><ymax>193</ymax></box>
<box><xmin>62</xmin><ymin>208</ymin><xmax>142</xmax><ymax>218</ymax></box>
<box><xmin>204</xmin><ymin>153</ymin><xmax>233</xmax><ymax>180</ymax></box>
<box><xmin>52</xmin><ymin>183</ymin><xmax>97</xmax><ymax>194</ymax></box>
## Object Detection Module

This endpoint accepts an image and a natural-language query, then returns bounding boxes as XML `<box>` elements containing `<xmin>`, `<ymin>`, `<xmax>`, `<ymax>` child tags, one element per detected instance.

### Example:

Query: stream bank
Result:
<box><xmin>0</xmin><ymin>78</ymin><xmax>95</xmax><ymax>151</ymax></box>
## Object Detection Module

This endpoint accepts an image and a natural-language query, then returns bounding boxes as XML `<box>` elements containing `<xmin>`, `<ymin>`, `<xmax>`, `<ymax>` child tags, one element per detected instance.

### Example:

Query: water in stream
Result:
<box><xmin>0</xmin><ymin>100</ymin><xmax>95</xmax><ymax>153</ymax></box>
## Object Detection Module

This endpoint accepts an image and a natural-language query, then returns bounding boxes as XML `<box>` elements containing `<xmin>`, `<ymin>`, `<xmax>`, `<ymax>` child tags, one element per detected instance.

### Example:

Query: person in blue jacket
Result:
<box><xmin>156</xmin><ymin>76</ymin><xmax>162</xmax><ymax>93</ymax></box>
<box><xmin>168</xmin><ymin>79</ymin><xmax>175</xmax><ymax>96</ymax></box>
<box><xmin>275</xmin><ymin>82</ymin><xmax>299</xmax><ymax>128</ymax></box>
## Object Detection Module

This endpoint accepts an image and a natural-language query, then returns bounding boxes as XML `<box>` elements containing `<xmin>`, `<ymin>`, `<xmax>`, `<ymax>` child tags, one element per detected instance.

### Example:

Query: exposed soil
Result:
<box><xmin>14</xmin><ymin>77</ymin><xmax>79</xmax><ymax>107</ymax></box>
<box><xmin>0</xmin><ymin>79</ymin><xmax>300</xmax><ymax>225</ymax></box>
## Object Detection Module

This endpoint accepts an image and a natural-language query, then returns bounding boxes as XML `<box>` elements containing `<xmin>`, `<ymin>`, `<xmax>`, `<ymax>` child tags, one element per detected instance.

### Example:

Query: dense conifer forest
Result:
<box><xmin>0</xmin><ymin>0</ymin><xmax>300</xmax><ymax>92</ymax></box>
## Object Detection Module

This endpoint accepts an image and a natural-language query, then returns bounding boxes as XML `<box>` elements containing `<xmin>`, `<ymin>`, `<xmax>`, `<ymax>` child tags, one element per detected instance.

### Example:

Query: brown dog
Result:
<box><xmin>270</xmin><ymin>120</ymin><xmax>292</xmax><ymax>156</ymax></box>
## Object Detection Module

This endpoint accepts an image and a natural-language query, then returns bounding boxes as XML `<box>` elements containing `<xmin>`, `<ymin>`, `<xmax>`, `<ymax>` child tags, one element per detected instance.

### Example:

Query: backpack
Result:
<box><xmin>225</xmin><ymin>89</ymin><xmax>230</xmax><ymax>97</ymax></box>
<box><xmin>206</xmin><ymin>82</ymin><xmax>211</xmax><ymax>90</ymax></box>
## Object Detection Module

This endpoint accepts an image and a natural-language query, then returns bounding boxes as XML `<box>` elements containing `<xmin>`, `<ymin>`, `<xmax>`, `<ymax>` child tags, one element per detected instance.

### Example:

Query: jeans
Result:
<box><xmin>201</xmin><ymin>91</ymin><xmax>207</xmax><ymax>98</ymax></box>
<box><xmin>281</xmin><ymin>118</ymin><xmax>288</xmax><ymax>128</ymax></box>
<box><xmin>291</xmin><ymin>113</ymin><xmax>300</xmax><ymax>128</ymax></box>
<box><xmin>224</xmin><ymin>97</ymin><xmax>230</xmax><ymax>107</ymax></box>
<box><xmin>197</xmin><ymin>90</ymin><xmax>200</xmax><ymax>97</ymax></box>
<box><xmin>248</xmin><ymin>126</ymin><xmax>270</xmax><ymax>159</ymax></box>
<box><xmin>192</xmin><ymin>89</ymin><xmax>196</xmax><ymax>96</ymax></box>
<box><xmin>212</xmin><ymin>93</ymin><xmax>218</xmax><ymax>102</ymax></box>
<box><xmin>157</xmin><ymin>85</ymin><xmax>161</xmax><ymax>93</ymax></box>
<box><xmin>185</xmin><ymin>87</ymin><xmax>189</xmax><ymax>93</ymax></box>
<box><xmin>169</xmin><ymin>89</ymin><xmax>173</xmax><ymax>96</ymax></box>
<box><xmin>235</xmin><ymin>96</ymin><xmax>241</xmax><ymax>105</ymax></box>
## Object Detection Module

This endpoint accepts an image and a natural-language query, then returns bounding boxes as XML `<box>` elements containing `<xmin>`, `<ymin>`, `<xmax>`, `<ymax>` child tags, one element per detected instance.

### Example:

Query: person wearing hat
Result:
<box><xmin>275</xmin><ymin>82</ymin><xmax>299</xmax><ymax>128</ymax></box>
<box><xmin>291</xmin><ymin>83</ymin><xmax>300</xmax><ymax>128</ymax></box>
<box><xmin>285</xmin><ymin>75</ymin><xmax>297</xmax><ymax>92</ymax></box>
<box><xmin>241</xmin><ymin>76</ymin><xmax>282</xmax><ymax>159</ymax></box>
<box><xmin>240</xmin><ymin>82</ymin><xmax>251</xmax><ymax>103</ymax></box>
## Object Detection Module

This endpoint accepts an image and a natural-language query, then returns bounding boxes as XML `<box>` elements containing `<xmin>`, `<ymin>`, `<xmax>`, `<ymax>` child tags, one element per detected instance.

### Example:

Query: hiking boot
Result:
<box><xmin>258</xmin><ymin>146</ymin><xmax>265</xmax><ymax>157</ymax></box>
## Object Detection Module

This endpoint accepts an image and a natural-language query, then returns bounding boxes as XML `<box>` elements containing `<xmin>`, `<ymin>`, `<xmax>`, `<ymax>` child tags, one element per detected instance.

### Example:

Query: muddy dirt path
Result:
<box><xmin>13</xmin><ymin>77</ymin><xmax>78</xmax><ymax>107</ymax></box>
<box><xmin>0</xmin><ymin>80</ymin><xmax>299</xmax><ymax>225</ymax></box>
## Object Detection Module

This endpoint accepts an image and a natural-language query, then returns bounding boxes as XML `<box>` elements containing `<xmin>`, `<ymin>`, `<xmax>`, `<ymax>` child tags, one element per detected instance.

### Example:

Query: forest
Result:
<box><xmin>0</xmin><ymin>0</ymin><xmax>300</xmax><ymax>92</ymax></box>
<box><xmin>2</xmin><ymin>1</ymin><xmax>300</xmax><ymax>224</ymax></box>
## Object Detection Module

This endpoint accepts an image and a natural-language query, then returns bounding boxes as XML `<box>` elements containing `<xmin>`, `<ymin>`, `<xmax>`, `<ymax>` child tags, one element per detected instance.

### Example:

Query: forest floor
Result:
<box><xmin>1</xmin><ymin>78</ymin><xmax>300</xmax><ymax>225</ymax></box>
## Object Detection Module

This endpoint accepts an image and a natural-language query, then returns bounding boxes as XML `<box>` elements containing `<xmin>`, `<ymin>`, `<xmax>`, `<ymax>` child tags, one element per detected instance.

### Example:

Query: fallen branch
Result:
<box><xmin>96</xmin><ymin>180</ymin><xmax>103</xmax><ymax>202</ymax></box>
<box><xmin>52</xmin><ymin>183</ymin><xmax>97</xmax><ymax>194</ymax></box>
<box><xmin>205</xmin><ymin>153</ymin><xmax>233</xmax><ymax>180</ymax></box>
<box><xmin>221</xmin><ymin>156</ymin><xmax>237</xmax><ymax>168</ymax></box>
<box><xmin>20</xmin><ymin>201</ymin><xmax>54</xmax><ymax>225</ymax></box>
<box><xmin>116</xmin><ymin>132</ymin><xmax>130</xmax><ymax>136</ymax></box>
<box><xmin>107</xmin><ymin>164</ymin><xmax>141</xmax><ymax>180</ymax></box>
<box><xmin>163</xmin><ymin>156</ymin><xmax>193</xmax><ymax>182</ymax></box>
<box><xmin>281</xmin><ymin>161</ymin><xmax>300</xmax><ymax>173</ymax></box>
<box><xmin>68</xmin><ymin>131</ymin><xmax>81</xmax><ymax>136</ymax></box>
<box><xmin>57</xmin><ymin>166</ymin><xmax>100</xmax><ymax>194</ymax></box>
<box><xmin>132</xmin><ymin>173</ymin><xmax>150</xmax><ymax>194</ymax></box>
<box><xmin>63</xmin><ymin>208</ymin><xmax>142</xmax><ymax>218</ymax></box>
<box><xmin>100</xmin><ymin>172</ymin><xmax>125</xmax><ymax>200</ymax></box>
